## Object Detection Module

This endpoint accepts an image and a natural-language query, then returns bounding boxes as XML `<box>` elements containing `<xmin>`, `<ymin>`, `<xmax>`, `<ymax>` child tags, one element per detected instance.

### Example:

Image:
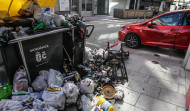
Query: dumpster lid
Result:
<box><xmin>0</xmin><ymin>0</ymin><xmax>57</xmax><ymax>17</ymax></box>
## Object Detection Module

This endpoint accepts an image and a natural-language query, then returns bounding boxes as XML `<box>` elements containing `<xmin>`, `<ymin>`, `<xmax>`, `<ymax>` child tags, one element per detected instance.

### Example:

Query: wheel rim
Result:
<box><xmin>126</xmin><ymin>35</ymin><xmax>138</xmax><ymax>47</ymax></box>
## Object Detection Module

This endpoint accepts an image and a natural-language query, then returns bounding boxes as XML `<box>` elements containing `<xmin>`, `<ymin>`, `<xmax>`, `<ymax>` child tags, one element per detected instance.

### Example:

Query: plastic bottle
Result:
<box><xmin>97</xmin><ymin>96</ymin><xmax>114</xmax><ymax>111</ymax></box>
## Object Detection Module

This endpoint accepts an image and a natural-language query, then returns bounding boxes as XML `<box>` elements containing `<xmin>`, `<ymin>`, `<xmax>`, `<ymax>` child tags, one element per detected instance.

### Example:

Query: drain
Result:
<box><xmin>152</xmin><ymin>61</ymin><xmax>159</xmax><ymax>64</ymax></box>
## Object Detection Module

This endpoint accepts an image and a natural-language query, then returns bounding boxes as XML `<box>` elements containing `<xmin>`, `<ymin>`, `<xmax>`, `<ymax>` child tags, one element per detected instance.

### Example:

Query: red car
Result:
<box><xmin>118</xmin><ymin>10</ymin><xmax>190</xmax><ymax>50</ymax></box>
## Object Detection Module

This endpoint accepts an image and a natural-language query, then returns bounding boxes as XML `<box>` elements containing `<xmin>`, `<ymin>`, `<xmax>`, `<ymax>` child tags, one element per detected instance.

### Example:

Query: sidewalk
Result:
<box><xmin>114</xmin><ymin>45</ymin><xmax>186</xmax><ymax>111</ymax></box>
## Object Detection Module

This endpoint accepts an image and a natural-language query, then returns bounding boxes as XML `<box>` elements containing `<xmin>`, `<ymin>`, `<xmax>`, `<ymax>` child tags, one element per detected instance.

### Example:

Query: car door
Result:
<box><xmin>174</xmin><ymin>12</ymin><xmax>190</xmax><ymax>50</ymax></box>
<box><xmin>141</xmin><ymin>12</ymin><xmax>184</xmax><ymax>48</ymax></box>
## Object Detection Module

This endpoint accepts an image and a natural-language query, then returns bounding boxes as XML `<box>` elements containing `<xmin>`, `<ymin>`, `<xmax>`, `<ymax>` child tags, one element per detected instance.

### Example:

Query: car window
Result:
<box><xmin>183</xmin><ymin>12</ymin><xmax>190</xmax><ymax>26</ymax></box>
<box><xmin>151</xmin><ymin>12</ymin><xmax>183</xmax><ymax>26</ymax></box>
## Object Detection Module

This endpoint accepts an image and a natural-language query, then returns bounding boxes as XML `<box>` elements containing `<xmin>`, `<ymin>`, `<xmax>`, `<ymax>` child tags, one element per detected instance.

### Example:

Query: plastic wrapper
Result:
<box><xmin>42</xmin><ymin>85</ymin><xmax>65</xmax><ymax>110</ymax></box>
<box><xmin>48</xmin><ymin>69</ymin><xmax>63</xmax><ymax>87</ymax></box>
<box><xmin>63</xmin><ymin>82</ymin><xmax>79</xmax><ymax>97</ymax></box>
<box><xmin>31</xmin><ymin>70</ymin><xmax>48</xmax><ymax>92</ymax></box>
<box><xmin>0</xmin><ymin>99</ymin><xmax>23</xmax><ymax>111</ymax></box>
<box><xmin>12</xmin><ymin>91</ymin><xmax>30</xmax><ymax>101</ymax></box>
<box><xmin>114</xmin><ymin>86</ymin><xmax>124</xmax><ymax>100</ymax></box>
<box><xmin>80</xmin><ymin>78</ymin><xmax>94</xmax><ymax>94</ymax></box>
<box><xmin>13</xmin><ymin>66</ymin><xmax>28</xmax><ymax>92</ymax></box>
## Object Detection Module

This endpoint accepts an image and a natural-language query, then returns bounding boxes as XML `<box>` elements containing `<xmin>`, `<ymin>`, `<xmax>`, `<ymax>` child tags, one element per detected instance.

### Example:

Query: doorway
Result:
<box><xmin>97</xmin><ymin>0</ymin><xmax>108</xmax><ymax>15</ymax></box>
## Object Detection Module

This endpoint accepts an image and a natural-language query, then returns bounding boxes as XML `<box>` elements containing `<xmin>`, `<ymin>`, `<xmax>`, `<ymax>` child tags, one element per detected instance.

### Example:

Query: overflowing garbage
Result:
<box><xmin>0</xmin><ymin>0</ymin><xmax>129</xmax><ymax>111</ymax></box>
<box><xmin>0</xmin><ymin>41</ymin><xmax>129</xmax><ymax>111</ymax></box>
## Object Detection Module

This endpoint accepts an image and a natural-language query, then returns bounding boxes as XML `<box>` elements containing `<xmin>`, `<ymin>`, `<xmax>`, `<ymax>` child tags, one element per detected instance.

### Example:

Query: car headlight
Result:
<box><xmin>120</xmin><ymin>27</ymin><xmax>124</xmax><ymax>31</ymax></box>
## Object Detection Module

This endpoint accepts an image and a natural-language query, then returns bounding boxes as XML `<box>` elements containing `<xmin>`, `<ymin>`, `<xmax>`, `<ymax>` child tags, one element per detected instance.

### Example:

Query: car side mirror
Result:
<box><xmin>147</xmin><ymin>22</ymin><xmax>152</xmax><ymax>28</ymax></box>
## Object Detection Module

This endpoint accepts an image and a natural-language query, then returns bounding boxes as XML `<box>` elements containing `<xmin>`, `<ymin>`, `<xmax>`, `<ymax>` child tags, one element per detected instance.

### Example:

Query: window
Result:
<box><xmin>82</xmin><ymin>0</ymin><xmax>92</xmax><ymax>11</ymax></box>
<box><xmin>183</xmin><ymin>12</ymin><xmax>190</xmax><ymax>26</ymax></box>
<box><xmin>152</xmin><ymin>12</ymin><xmax>183</xmax><ymax>26</ymax></box>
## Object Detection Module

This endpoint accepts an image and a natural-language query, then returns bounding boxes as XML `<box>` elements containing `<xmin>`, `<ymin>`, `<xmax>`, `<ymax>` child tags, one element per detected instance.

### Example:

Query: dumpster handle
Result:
<box><xmin>85</xmin><ymin>25</ymin><xmax>94</xmax><ymax>39</ymax></box>
<box><xmin>18</xmin><ymin>41</ymin><xmax>31</xmax><ymax>84</ymax></box>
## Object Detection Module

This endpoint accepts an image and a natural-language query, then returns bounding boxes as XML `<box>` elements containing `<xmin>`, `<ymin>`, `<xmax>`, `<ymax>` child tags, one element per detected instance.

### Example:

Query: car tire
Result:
<box><xmin>125</xmin><ymin>33</ymin><xmax>141</xmax><ymax>48</ymax></box>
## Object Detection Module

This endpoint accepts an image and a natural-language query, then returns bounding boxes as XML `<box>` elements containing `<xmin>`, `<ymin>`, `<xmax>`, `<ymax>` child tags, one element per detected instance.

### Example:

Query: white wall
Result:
<box><xmin>109</xmin><ymin>0</ymin><xmax>130</xmax><ymax>16</ymax></box>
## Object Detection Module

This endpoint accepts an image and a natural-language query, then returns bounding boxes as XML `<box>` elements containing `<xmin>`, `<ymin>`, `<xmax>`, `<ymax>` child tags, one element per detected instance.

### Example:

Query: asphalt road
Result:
<box><xmin>84</xmin><ymin>17</ymin><xmax>146</xmax><ymax>50</ymax></box>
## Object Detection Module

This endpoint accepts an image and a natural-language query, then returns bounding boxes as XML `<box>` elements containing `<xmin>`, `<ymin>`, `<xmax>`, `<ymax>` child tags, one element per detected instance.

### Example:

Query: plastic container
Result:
<box><xmin>97</xmin><ymin>96</ymin><xmax>114</xmax><ymax>111</ymax></box>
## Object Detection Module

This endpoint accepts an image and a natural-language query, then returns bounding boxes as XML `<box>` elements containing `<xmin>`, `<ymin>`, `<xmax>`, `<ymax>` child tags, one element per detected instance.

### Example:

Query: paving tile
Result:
<box><xmin>114</xmin><ymin>101</ymin><xmax>135</xmax><ymax>111</ymax></box>
<box><xmin>168</xmin><ymin>62</ymin><xmax>183</xmax><ymax>69</ymax></box>
<box><xmin>127</xmin><ymin>71</ymin><xmax>136</xmax><ymax>79</ymax></box>
<box><xmin>179</xmin><ymin>69</ymin><xmax>186</xmax><ymax>79</ymax></box>
<box><xmin>147</xmin><ymin>76</ymin><xmax>178</xmax><ymax>93</ymax></box>
<box><xmin>177</xmin><ymin>107</ymin><xmax>185</xmax><ymax>111</ymax></box>
<box><xmin>128</xmin><ymin>80</ymin><xmax>161</xmax><ymax>99</ymax></box>
<box><xmin>164</xmin><ymin>74</ymin><xmax>185</xmax><ymax>85</ymax></box>
<box><xmin>168</xmin><ymin>57</ymin><xmax>181</xmax><ymax>65</ymax></box>
<box><xmin>130</xmin><ymin>72</ymin><xmax>150</xmax><ymax>83</ymax></box>
<box><xmin>134</xmin><ymin>107</ymin><xmax>146</xmax><ymax>111</ymax></box>
<box><xmin>178</xmin><ymin>84</ymin><xmax>186</xmax><ymax>95</ymax></box>
<box><xmin>123</xmin><ymin>88</ymin><xmax>141</xmax><ymax>105</ymax></box>
<box><xmin>159</xmin><ymin>89</ymin><xmax>186</xmax><ymax>108</ymax></box>
<box><xmin>165</xmin><ymin>68</ymin><xmax>180</xmax><ymax>76</ymax></box>
<box><xmin>139</xmin><ymin>67</ymin><xmax>153</xmax><ymax>75</ymax></box>
<box><xmin>126</xmin><ymin>64</ymin><xmax>142</xmax><ymax>73</ymax></box>
<box><xmin>136</xmin><ymin>94</ymin><xmax>177</xmax><ymax>111</ymax></box>
<box><xmin>139</xmin><ymin>67</ymin><xmax>166</xmax><ymax>79</ymax></box>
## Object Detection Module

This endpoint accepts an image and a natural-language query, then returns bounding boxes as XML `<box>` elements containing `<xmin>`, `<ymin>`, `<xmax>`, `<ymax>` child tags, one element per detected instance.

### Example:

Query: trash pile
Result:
<box><xmin>0</xmin><ymin>0</ymin><xmax>85</xmax><ymax>45</ymax></box>
<box><xmin>0</xmin><ymin>41</ymin><xmax>129</xmax><ymax>111</ymax></box>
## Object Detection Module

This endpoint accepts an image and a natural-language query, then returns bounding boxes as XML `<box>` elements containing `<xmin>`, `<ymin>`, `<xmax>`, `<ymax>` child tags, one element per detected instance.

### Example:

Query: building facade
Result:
<box><xmin>54</xmin><ymin>0</ymin><xmax>190</xmax><ymax>17</ymax></box>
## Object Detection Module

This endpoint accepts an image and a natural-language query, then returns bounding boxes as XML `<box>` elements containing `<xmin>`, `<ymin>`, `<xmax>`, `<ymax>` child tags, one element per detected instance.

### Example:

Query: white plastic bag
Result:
<box><xmin>48</xmin><ymin>69</ymin><xmax>63</xmax><ymax>87</ymax></box>
<box><xmin>13</xmin><ymin>66</ymin><xmax>28</xmax><ymax>92</ymax></box>
<box><xmin>53</xmin><ymin>15</ymin><xmax>66</xmax><ymax>27</ymax></box>
<box><xmin>63</xmin><ymin>82</ymin><xmax>79</xmax><ymax>97</ymax></box>
<box><xmin>12</xmin><ymin>91</ymin><xmax>30</xmax><ymax>101</ymax></box>
<box><xmin>80</xmin><ymin>78</ymin><xmax>94</xmax><ymax>94</ymax></box>
<box><xmin>81</xmin><ymin>95</ymin><xmax>93</xmax><ymax>111</ymax></box>
<box><xmin>34</xmin><ymin>7</ymin><xmax>53</xmax><ymax>27</ymax></box>
<box><xmin>0</xmin><ymin>99</ymin><xmax>23</xmax><ymax>110</ymax></box>
<box><xmin>87</xmin><ymin>49</ymin><xmax>95</xmax><ymax>61</ymax></box>
<box><xmin>32</xmin><ymin>70</ymin><xmax>48</xmax><ymax>92</ymax></box>
<box><xmin>42</xmin><ymin>85</ymin><xmax>65</xmax><ymax>110</ymax></box>
<box><xmin>114</xmin><ymin>86</ymin><xmax>124</xmax><ymax>100</ymax></box>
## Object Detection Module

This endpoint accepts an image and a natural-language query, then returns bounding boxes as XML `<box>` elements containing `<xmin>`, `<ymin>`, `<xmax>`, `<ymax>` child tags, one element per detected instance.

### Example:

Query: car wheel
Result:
<box><xmin>125</xmin><ymin>33</ymin><xmax>141</xmax><ymax>48</ymax></box>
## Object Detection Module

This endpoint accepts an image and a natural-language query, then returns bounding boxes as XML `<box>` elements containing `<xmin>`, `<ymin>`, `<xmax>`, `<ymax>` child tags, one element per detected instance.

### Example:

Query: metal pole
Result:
<box><xmin>18</xmin><ymin>41</ymin><xmax>31</xmax><ymax>84</ymax></box>
<box><xmin>72</xmin><ymin>28</ymin><xmax>75</xmax><ymax>64</ymax></box>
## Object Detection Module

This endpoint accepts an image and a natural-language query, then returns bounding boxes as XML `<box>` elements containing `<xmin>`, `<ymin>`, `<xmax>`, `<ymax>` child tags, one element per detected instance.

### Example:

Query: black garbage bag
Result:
<box><xmin>0</xmin><ymin>29</ymin><xmax>15</xmax><ymax>46</ymax></box>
